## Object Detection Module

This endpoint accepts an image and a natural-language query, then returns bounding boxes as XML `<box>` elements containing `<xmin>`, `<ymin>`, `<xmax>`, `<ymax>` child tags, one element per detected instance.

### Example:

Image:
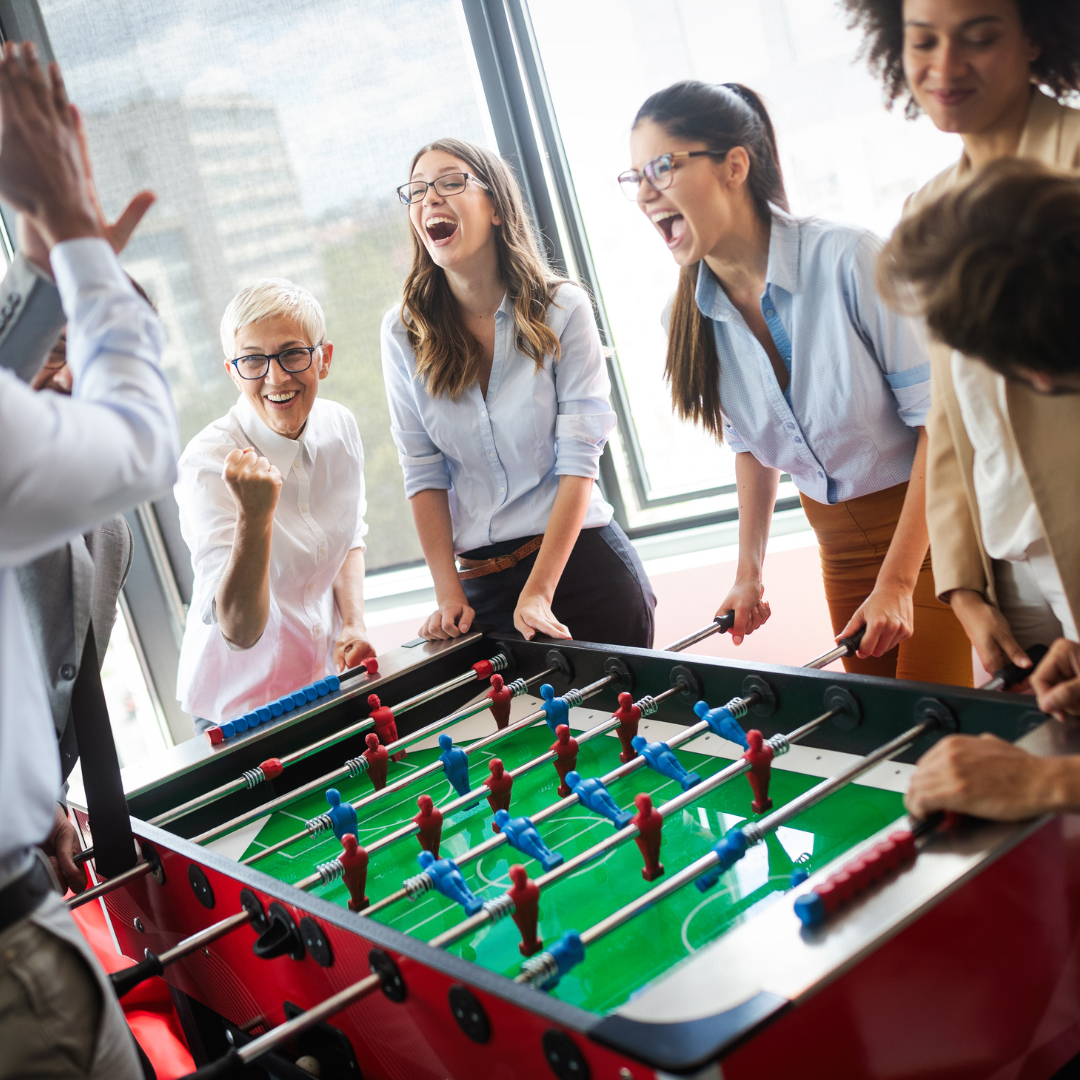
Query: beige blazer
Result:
<box><xmin>907</xmin><ymin>90</ymin><xmax>1080</xmax><ymax>627</ymax></box>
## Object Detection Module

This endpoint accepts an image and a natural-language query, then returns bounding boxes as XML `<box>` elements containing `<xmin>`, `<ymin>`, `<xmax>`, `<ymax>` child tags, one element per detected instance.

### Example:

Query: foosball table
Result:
<box><xmin>67</xmin><ymin>625</ymin><xmax>1080</xmax><ymax>1079</ymax></box>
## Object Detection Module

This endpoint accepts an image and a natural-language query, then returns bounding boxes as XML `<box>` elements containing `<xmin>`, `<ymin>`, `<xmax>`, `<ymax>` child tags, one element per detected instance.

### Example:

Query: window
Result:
<box><xmin>39</xmin><ymin>0</ymin><xmax>498</xmax><ymax>571</ymax></box>
<box><xmin>526</xmin><ymin>0</ymin><xmax>962</xmax><ymax>529</ymax></box>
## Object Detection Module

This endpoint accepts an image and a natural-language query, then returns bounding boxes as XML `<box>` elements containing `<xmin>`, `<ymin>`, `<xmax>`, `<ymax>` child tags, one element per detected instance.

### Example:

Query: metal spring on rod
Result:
<box><xmin>241</xmin><ymin>767</ymin><xmax>265</xmax><ymax>790</ymax></box>
<box><xmin>519</xmin><ymin>950</ymin><xmax>559</xmax><ymax>988</ymax></box>
<box><xmin>345</xmin><ymin>756</ymin><xmax>369</xmax><ymax>779</ymax></box>
<box><xmin>636</xmin><ymin>695</ymin><xmax>660</xmax><ymax>717</ymax></box>
<box><xmin>315</xmin><ymin>859</ymin><xmax>344</xmax><ymax>886</ymax></box>
<box><xmin>402</xmin><ymin>872</ymin><xmax>434</xmax><ymax>901</ymax></box>
<box><xmin>491</xmin><ymin>654</ymin><xmax>510</xmax><ymax>673</ymax></box>
<box><xmin>481</xmin><ymin>894</ymin><xmax>516</xmax><ymax>923</ymax></box>
<box><xmin>306</xmin><ymin>812</ymin><xmax>333</xmax><ymax>836</ymax></box>
<box><xmin>741</xmin><ymin>821</ymin><xmax>765</xmax><ymax>845</ymax></box>
<box><xmin>562</xmin><ymin>688</ymin><xmax>585</xmax><ymax>710</ymax></box>
<box><xmin>507</xmin><ymin>677</ymin><xmax>529</xmax><ymax>698</ymax></box>
<box><xmin>767</xmin><ymin>733</ymin><xmax>790</xmax><ymax>757</ymax></box>
<box><xmin>724</xmin><ymin>696</ymin><xmax>750</xmax><ymax>722</ymax></box>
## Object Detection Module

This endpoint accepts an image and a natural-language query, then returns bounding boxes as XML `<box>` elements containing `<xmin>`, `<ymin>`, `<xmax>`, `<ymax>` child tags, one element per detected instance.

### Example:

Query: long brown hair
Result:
<box><xmin>635</xmin><ymin>82</ymin><xmax>787</xmax><ymax>439</ymax></box>
<box><xmin>400</xmin><ymin>138</ymin><xmax>569</xmax><ymax>399</ymax></box>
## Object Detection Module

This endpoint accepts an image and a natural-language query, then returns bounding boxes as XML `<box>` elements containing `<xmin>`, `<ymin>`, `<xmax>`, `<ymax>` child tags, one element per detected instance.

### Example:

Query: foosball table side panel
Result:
<box><xmin>95</xmin><ymin>825</ymin><xmax>648</xmax><ymax>1080</ymax></box>
<box><xmin>719</xmin><ymin>813</ymin><xmax>1080</xmax><ymax>1080</ymax></box>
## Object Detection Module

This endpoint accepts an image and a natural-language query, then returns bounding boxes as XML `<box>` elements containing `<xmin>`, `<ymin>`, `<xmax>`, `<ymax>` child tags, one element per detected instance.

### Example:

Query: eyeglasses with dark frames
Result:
<box><xmin>230</xmin><ymin>344</ymin><xmax>322</xmax><ymax>381</ymax></box>
<box><xmin>617</xmin><ymin>150</ymin><xmax>729</xmax><ymax>200</ymax></box>
<box><xmin>397</xmin><ymin>172</ymin><xmax>489</xmax><ymax>206</ymax></box>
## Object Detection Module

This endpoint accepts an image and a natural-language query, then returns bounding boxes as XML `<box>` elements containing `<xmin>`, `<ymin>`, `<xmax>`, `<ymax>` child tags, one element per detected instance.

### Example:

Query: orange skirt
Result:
<box><xmin>800</xmin><ymin>483</ymin><xmax>972</xmax><ymax>687</ymax></box>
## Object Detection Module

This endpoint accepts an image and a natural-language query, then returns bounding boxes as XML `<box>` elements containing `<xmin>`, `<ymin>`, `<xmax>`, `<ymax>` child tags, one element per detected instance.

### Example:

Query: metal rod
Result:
<box><xmin>240</xmin><ymin>674</ymin><xmax>618</xmax><ymax>866</ymax></box>
<box><xmin>67</xmin><ymin>861</ymin><xmax>153</xmax><ymax>909</ymax></box>
<box><xmin>236</xmin><ymin>974</ymin><xmax>383</xmax><ymax>1064</ymax></box>
<box><xmin>521</xmin><ymin>714</ymin><xmax>935</xmax><ymax>966</ymax></box>
<box><xmin>741</xmin><ymin>718</ymin><xmax>933</xmax><ymax>844</ymax></box>
<box><xmin>429</xmin><ymin>706</ymin><xmax>838</xmax><ymax>950</ymax></box>
<box><xmin>804</xmin><ymin>626</ymin><xmax>867</xmax><ymax>671</ymax></box>
<box><xmin>156</xmin><ymin>910</ymin><xmax>251</xmax><ymax>965</ymax></box>
<box><xmin>662</xmin><ymin>611</ymin><xmax>735</xmax><ymax>653</ymax></box>
<box><xmin>73</xmin><ymin>848</ymin><xmax>93</xmax><ymax>867</ymax></box>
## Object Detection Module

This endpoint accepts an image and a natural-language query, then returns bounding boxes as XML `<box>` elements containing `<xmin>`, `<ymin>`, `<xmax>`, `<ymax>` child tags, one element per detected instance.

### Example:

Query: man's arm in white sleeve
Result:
<box><xmin>0</xmin><ymin>238</ymin><xmax>178</xmax><ymax>567</ymax></box>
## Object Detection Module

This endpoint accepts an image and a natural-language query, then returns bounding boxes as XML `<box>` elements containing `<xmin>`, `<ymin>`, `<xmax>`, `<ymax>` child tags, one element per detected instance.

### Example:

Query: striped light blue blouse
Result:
<box><xmin>698</xmin><ymin>211</ymin><xmax>931</xmax><ymax>504</ymax></box>
<box><xmin>381</xmin><ymin>283</ymin><xmax>615</xmax><ymax>553</ymax></box>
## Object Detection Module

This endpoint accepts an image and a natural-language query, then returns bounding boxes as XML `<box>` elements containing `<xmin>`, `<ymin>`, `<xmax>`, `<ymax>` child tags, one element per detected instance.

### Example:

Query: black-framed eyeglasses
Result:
<box><xmin>617</xmin><ymin>150</ymin><xmax>729</xmax><ymax>200</ymax></box>
<box><xmin>397</xmin><ymin>172</ymin><xmax>489</xmax><ymax>206</ymax></box>
<box><xmin>230</xmin><ymin>345</ymin><xmax>322</xmax><ymax>381</ymax></box>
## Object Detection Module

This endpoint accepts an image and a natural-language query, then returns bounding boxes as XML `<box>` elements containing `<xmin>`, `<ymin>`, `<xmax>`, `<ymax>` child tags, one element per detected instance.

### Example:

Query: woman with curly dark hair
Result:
<box><xmin>846</xmin><ymin>0</ymin><xmax>1080</xmax><ymax>680</ymax></box>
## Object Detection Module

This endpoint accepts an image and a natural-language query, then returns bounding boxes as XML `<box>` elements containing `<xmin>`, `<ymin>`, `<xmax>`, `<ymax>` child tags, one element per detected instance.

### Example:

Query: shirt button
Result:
<box><xmin>488</xmin><ymin>451</ymin><xmax>496</xmax><ymax>459</ymax></box>
<box><xmin>785</xmin><ymin>423</ymin><xmax>795</xmax><ymax>430</ymax></box>
<box><xmin>499</xmin><ymin>487</ymin><xmax>505</xmax><ymax>494</ymax></box>
<box><xmin>480</xmin><ymin>410</ymin><xmax>487</xmax><ymax>418</ymax></box>
<box><xmin>59</xmin><ymin>663</ymin><xmax>76</xmax><ymax>680</ymax></box>
<box><xmin>818</xmin><ymin>471</ymin><xmax>825</xmax><ymax>478</ymax></box>
<box><xmin>765</xmin><ymin>308</ymin><xmax>775</xmax><ymax>317</ymax></box>
<box><xmin>300</xmin><ymin>504</ymin><xmax>309</xmax><ymax>513</ymax></box>
<box><xmin>794</xmin><ymin>436</ymin><xmax>802</xmax><ymax>443</ymax></box>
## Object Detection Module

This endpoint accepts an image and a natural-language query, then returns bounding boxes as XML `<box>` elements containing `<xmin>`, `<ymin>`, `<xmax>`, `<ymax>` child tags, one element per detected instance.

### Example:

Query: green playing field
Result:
<box><xmin>224</xmin><ymin>704</ymin><xmax>905</xmax><ymax>1015</ymax></box>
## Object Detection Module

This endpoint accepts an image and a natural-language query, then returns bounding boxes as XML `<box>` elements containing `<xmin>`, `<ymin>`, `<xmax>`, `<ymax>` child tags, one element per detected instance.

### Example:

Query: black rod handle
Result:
<box><xmin>837</xmin><ymin>624</ymin><xmax>867</xmax><ymax>656</ymax></box>
<box><xmin>990</xmin><ymin>644</ymin><xmax>1049</xmax><ymax>691</ymax></box>
<box><xmin>110</xmin><ymin>953</ymin><xmax>164</xmax><ymax>998</ymax></box>
<box><xmin>715</xmin><ymin>610</ymin><xmax>736</xmax><ymax>634</ymax></box>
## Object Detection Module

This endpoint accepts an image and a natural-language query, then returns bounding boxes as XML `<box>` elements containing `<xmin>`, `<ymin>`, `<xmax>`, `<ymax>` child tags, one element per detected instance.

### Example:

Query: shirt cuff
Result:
<box><xmin>402</xmin><ymin>458</ymin><xmax>452</xmax><ymax>498</ymax></box>
<box><xmin>50</xmin><ymin>237</ymin><xmax>133</xmax><ymax>317</ymax></box>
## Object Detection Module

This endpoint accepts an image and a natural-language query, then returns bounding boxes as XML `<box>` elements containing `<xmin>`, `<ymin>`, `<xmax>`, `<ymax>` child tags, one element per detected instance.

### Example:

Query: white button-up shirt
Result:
<box><xmin>381</xmin><ymin>283</ymin><xmax>615</xmax><ymax>553</ymax></box>
<box><xmin>175</xmin><ymin>395</ymin><xmax>367</xmax><ymax>724</ymax></box>
<box><xmin>697</xmin><ymin>212</ymin><xmax>931</xmax><ymax>505</ymax></box>
<box><xmin>0</xmin><ymin>239</ymin><xmax>176</xmax><ymax>886</ymax></box>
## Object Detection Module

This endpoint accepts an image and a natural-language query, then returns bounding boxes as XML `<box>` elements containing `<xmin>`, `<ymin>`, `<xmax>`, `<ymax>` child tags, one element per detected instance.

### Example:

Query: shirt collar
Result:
<box><xmin>234</xmin><ymin>394</ymin><xmax>308</xmax><ymax>477</ymax></box>
<box><xmin>694</xmin><ymin>208</ymin><xmax>802</xmax><ymax>321</ymax></box>
<box><xmin>495</xmin><ymin>292</ymin><xmax>512</xmax><ymax>318</ymax></box>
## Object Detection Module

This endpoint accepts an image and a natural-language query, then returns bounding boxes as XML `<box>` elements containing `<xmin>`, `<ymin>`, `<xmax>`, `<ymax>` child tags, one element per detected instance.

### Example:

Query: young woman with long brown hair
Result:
<box><xmin>621</xmin><ymin>81</ymin><xmax>970</xmax><ymax>683</ymax></box>
<box><xmin>382</xmin><ymin>138</ymin><xmax>655</xmax><ymax>646</ymax></box>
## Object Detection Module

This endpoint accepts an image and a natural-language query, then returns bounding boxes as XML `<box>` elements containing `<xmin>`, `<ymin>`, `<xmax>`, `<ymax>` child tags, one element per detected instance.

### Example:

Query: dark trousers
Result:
<box><xmin>460</xmin><ymin>522</ymin><xmax>656</xmax><ymax>648</ymax></box>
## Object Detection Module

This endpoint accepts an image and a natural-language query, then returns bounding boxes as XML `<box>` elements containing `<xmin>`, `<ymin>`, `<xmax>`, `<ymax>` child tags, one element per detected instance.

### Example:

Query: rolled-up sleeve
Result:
<box><xmin>380</xmin><ymin>312</ymin><xmax>451</xmax><ymax>497</ymax></box>
<box><xmin>553</xmin><ymin>288</ymin><xmax>617</xmax><ymax>478</ymax></box>
<box><xmin>847</xmin><ymin>235</ymin><xmax>931</xmax><ymax>428</ymax></box>
<box><xmin>352</xmin><ymin>472</ymin><xmax>369</xmax><ymax>551</ymax></box>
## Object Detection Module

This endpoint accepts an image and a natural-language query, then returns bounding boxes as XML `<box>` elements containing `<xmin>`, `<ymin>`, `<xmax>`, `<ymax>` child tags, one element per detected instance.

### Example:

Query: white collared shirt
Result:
<box><xmin>175</xmin><ymin>395</ymin><xmax>367</xmax><ymax>724</ymax></box>
<box><xmin>0</xmin><ymin>238</ymin><xmax>176</xmax><ymax>885</ymax></box>
<box><xmin>381</xmin><ymin>283</ymin><xmax>615</xmax><ymax>553</ymax></box>
<box><xmin>693</xmin><ymin>211</ymin><xmax>931</xmax><ymax>505</ymax></box>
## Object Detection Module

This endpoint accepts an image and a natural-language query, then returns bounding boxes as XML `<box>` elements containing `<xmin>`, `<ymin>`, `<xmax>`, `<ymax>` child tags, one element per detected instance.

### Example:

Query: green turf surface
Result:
<box><xmin>230</xmin><ymin>716</ymin><xmax>904</xmax><ymax>1014</ymax></box>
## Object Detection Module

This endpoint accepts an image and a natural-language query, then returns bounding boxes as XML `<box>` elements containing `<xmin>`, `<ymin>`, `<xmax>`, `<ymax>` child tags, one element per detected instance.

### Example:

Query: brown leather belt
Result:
<box><xmin>457</xmin><ymin>535</ymin><xmax>543</xmax><ymax>580</ymax></box>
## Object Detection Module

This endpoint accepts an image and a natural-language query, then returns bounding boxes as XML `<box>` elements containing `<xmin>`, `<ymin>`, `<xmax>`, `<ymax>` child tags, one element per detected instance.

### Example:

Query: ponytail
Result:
<box><xmin>635</xmin><ymin>81</ymin><xmax>786</xmax><ymax>439</ymax></box>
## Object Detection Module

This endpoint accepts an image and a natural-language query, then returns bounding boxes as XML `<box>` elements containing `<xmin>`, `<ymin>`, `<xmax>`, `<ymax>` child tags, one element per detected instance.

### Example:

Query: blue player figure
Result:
<box><xmin>693</xmin><ymin>700</ymin><xmax>750</xmax><ymax>750</ymax></box>
<box><xmin>324</xmin><ymin>788</ymin><xmax>358</xmax><ymax>842</ymax></box>
<box><xmin>630</xmin><ymin>735</ymin><xmax>702</xmax><ymax>791</ymax></box>
<box><xmin>416</xmin><ymin>850</ymin><xmax>485</xmax><ymax>915</ymax></box>
<box><xmin>565</xmin><ymin>771</ymin><xmax>633</xmax><ymax>829</ymax></box>
<box><xmin>539</xmin><ymin>684</ymin><xmax>570</xmax><ymax>735</ymax></box>
<box><xmin>493</xmin><ymin>809</ymin><xmax>564</xmax><ymax>871</ymax></box>
<box><xmin>438</xmin><ymin>733</ymin><xmax>475</xmax><ymax>802</ymax></box>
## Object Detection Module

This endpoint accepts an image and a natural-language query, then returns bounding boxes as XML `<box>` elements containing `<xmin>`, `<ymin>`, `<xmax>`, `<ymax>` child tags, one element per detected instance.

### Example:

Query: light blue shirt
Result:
<box><xmin>382</xmin><ymin>283</ymin><xmax>615</xmax><ymax>552</ymax></box>
<box><xmin>698</xmin><ymin>212</ymin><xmax>930</xmax><ymax>504</ymax></box>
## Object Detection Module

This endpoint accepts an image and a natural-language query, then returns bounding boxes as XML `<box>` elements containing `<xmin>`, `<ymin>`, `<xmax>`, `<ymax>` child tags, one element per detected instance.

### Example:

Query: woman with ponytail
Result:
<box><xmin>621</xmin><ymin>81</ymin><xmax>969</xmax><ymax>683</ymax></box>
<box><xmin>382</xmin><ymin>138</ymin><xmax>655</xmax><ymax>646</ymax></box>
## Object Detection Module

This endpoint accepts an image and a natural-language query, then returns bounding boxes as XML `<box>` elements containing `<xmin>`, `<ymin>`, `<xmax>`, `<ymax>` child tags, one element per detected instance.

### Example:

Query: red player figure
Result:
<box><xmin>485</xmin><ymin>758</ymin><xmax>514</xmax><ymax>828</ymax></box>
<box><xmin>339</xmin><ymin>834</ymin><xmax>369</xmax><ymax>912</ymax></box>
<box><xmin>368</xmin><ymin>694</ymin><xmax>405</xmax><ymax>761</ymax></box>
<box><xmin>487</xmin><ymin>673</ymin><xmax>513</xmax><ymax>730</ymax></box>
<box><xmin>363</xmin><ymin>732</ymin><xmax>389</xmax><ymax>791</ymax></box>
<box><xmin>613</xmin><ymin>691</ymin><xmax>641</xmax><ymax>764</ymax></box>
<box><xmin>507</xmin><ymin>864</ymin><xmax>542</xmax><ymax>957</ymax></box>
<box><xmin>550</xmin><ymin>724</ymin><xmax>579</xmax><ymax>798</ymax></box>
<box><xmin>413</xmin><ymin>794</ymin><xmax>443</xmax><ymax>857</ymax></box>
<box><xmin>743</xmin><ymin>729</ymin><xmax>775</xmax><ymax>813</ymax></box>
<box><xmin>631</xmin><ymin>792</ymin><xmax>664</xmax><ymax>881</ymax></box>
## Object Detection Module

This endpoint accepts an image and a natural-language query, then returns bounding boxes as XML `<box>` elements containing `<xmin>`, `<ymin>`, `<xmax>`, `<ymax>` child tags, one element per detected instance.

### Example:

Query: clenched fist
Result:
<box><xmin>222</xmin><ymin>447</ymin><xmax>282</xmax><ymax>522</ymax></box>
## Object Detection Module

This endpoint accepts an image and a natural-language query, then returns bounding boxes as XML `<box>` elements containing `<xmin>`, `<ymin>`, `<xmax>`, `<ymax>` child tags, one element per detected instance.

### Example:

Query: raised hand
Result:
<box><xmin>0</xmin><ymin>43</ymin><xmax>98</xmax><ymax>247</ymax></box>
<box><xmin>222</xmin><ymin>447</ymin><xmax>282</xmax><ymax>523</ymax></box>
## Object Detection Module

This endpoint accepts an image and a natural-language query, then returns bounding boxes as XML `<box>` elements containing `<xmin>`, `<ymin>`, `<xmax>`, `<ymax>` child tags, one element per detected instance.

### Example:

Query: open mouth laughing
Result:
<box><xmin>651</xmin><ymin>208</ymin><xmax>686</xmax><ymax>249</ymax></box>
<box><xmin>425</xmin><ymin>215</ymin><xmax>459</xmax><ymax>244</ymax></box>
<box><xmin>265</xmin><ymin>390</ymin><xmax>300</xmax><ymax>409</ymax></box>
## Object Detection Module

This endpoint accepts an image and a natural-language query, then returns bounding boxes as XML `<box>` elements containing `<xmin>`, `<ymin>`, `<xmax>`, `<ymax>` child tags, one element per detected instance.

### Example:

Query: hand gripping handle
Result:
<box><xmin>990</xmin><ymin>643</ymin><xmax>1049</xmax><ymax>691</ymax></box>
<box><xmin>715</xmin><ymin>610</ymin><xmax>736</xmax><ymax>634</ymax></box>
<box><xmin>836</xmin><ymin>624</ymin><xmax>867</xmax><ymax>657</ymax></box>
